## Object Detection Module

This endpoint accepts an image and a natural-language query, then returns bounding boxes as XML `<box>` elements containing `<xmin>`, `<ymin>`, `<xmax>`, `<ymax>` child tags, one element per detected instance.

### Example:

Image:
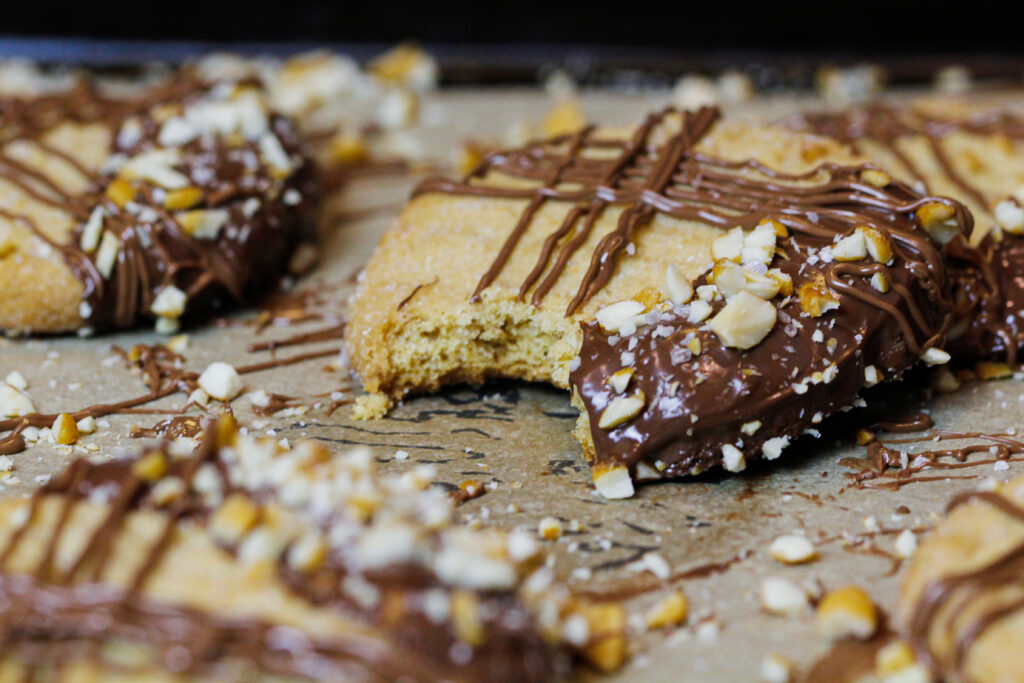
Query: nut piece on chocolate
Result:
<box><xmin>0</xmin><ymin>71</ymin><xmax>319</xmax><ymax>335</ymax></box>
<box><xmin>788</xmin><ymin>100</ymin><xmax>1024</xmax><ymax>363</ymax></box>
<box><xmin>0</xmin><ymin>418</ymin><xmax>624</xmax><ymax>679</ymax></box>
<box><xmin>347</xmin><ymin>106</ymin><xmax>980</xmax><ymax>497</ymax></box>
<box><xmin>899</xmin><ymin>479</ymin><xmax>1024</xmax><ymax>683</ymax></box>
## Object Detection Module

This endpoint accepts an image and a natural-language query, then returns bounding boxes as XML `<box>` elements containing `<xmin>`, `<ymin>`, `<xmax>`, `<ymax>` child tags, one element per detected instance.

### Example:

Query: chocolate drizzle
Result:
<box><xmin>414</xmin><ymin>107</ymin><xmax>723</xmax><ymax>315</ymax></box>
<box><xmin>905</xmin><ymin>488</ymin><xmax>1024</xmax><ymax>678</ymax></box>
<box><xmin>0</xmin><ymin>71</ymin><xmax>319</xmax><ymax>332</ymax></box>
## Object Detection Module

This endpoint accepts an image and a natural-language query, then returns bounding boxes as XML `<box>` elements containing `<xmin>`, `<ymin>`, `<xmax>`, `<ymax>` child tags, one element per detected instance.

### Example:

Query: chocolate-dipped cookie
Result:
<box><xmin>0</xmin><ymin>418</ymin><xmax>623</xmax><ymax>679</ymax></box>
<box><xmin>347</xmin><ymin>107</ymin><xmax>978</xmax><ymax>497</ymax></box>
<box><xmin>0</xmin><ymin>73</ymin><xmax>318</xmax><ymax>335</ymax></box>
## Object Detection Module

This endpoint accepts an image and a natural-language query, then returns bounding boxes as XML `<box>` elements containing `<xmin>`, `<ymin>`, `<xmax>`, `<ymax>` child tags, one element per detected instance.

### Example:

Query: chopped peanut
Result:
<box><xmin>816</xmin><ymin>585</ymin><xmax>878</xmax><ymax>641</ymax></box>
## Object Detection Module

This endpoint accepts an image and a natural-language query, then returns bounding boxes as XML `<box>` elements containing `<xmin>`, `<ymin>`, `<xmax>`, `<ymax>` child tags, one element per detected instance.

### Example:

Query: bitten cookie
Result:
<box><xmin>347</xmin><ymin>107</ymin><xmax>979</xmax><ymax>497</ymax></box>
<box><xmin>0</xmin><ymin>72</ymin><xmax>318</xmax><ymax>335</ymax></box>
<box><xmin>0</xmin><ymin>419</ymin><xmax>624</xmax><ymax>680</ymax></box>
<box><xmin>898</xmin><ymin>479</ymin><xmax>1024</xmax><ymax>683</ymax></box>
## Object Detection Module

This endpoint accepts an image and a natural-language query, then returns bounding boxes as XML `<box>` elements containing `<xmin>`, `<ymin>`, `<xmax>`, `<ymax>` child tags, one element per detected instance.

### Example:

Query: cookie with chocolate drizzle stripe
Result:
<box><xmin>348</xmin><ymin>106</ymin><xmax>981</xmax><ymax>498</ymax></box>
<box><xmin>571</xmin><ymin>154</ymin><xmax>980</xmax><ymax>496</ymax></box>
<box><xmin>0</xmin><ymin>71</ymin><xmax>319</xmax><ymax>335</ymax></box>
<box><xmin>788</xmin><ymin>101</ymin><xmax>1024</xmax><ymax>363</ymax></box>
<box><xmin>0</xmin><ymin>418</ymin><xmax>626</xmax><ymax>680</ymax></box>
<box><xmin>899</xmin><ymin>479</ymin><xmax>1024</xmax><ymax>682</ymax></box>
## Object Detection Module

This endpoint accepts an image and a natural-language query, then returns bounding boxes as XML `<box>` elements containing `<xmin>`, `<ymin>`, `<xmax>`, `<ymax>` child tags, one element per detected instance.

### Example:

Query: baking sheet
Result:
<box><xmin>4</xmin><ymin>86</ymin><xmax>1024</xmax><ymax>681</ymax></box>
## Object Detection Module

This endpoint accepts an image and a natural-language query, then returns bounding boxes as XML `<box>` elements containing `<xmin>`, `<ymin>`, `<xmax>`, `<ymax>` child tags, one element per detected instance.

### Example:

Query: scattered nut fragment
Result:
<box><xmin>893</xmin><ymin>528</ymin><xmax>917</xmax><ymax>559</ymax></box>
<box><xmin>198</xmin><ymin>362</ymin><xmax>244</xmax><ymax>401</ymax></box>
<box><xmin>150</xmin><ymin>285</ymin><xmax>187</xmax><ymax>318</ymax></box>
<box><xmin>871</xmin><ymin>272</ymin><xmax>890</xmax><ymax>293</ymax></box>
<box><xmin>52</xmin><ymin>413</ymin><xmax>78</xmax><ymax>445</ymax></box>
<box><xmin>541</xmin><ymin>100</ymin><xmax>586</xmax><ymax>137</ymax></box>
<box><xmin>709</xmin><ymin>291</ymin><xmax>777</xmax><ymax>349</ymax></box>
<box><xmin>864</xmin><ymin>365</ymin><xmax>882</xmax><ymax>387</ymax></box>
<box><xmin>976</xmin><ymin>360</ymin><xmax>1014</xmax><ymax>380</ymax></box>
<box><xmin>4</xmin><ymin>371</ymin><xmax>27</xmax><ymax>391</ymax></box>
<box><xmin>598</xmin><ymin>392</ymin><xmax>646</xmax><ymax>429</ymax></box>
<box><xmin>856</xmin><ymin>225</ymin><xmax>894</xmax><ymax>263</ymax></box>
<box><xmin>760</xmin><ymin>577</ymin><xmax>809</xmax><ymax>617</ymax></box>
<box><xmin>687</xmin><ymin>299</ymin><xmax>713</xmax><ymax>324</ymax></box>
<box><xmin>761</xmin><ymin>653</ymin><xmax>794</xmax><ymax>683</ymax></box>
<box><xmin>860</xmin><ymin>168</ymin><xmax>892</xmax><ymax>188</ymax></box>
<box><xmin>832</xmin><ymin>231</ymin><xmax>867</xmax><ymax>261</ymax></box>
<box><xmin>178</xmin><ymin>209</ymin><xmax>229</xmax><ymax>240</ymax></box>
<box><xmin>0</xmin><ymin>384</ymin><xmax>35</xmax><ymax>418</ymax></box>
<box><xmin>209</xmin><ymin>493</ymin><xmax>261</xmax><ymax>545</ymax></box>
<box><xmin>768</xmin><ymin>534</ymin><xmax>817</xmax><ymax>564</ymax></box>
<box><xmin>762</xmin><ymin>436</ymin><xmax>789</xmax><ymax>461</ymax></box>
<box><xmin>930</xmin><ymin>367</ymin><xmax>960</xmax><ymax>393</ymax></box>
<box><xmin>105</xmin><ymin>178</ymin><xmax>135</xmax><ymax>207</ymax></box>
<box><xmin>921</xmin><ymin>347</ymin><xmax>951</xmax><ymax>366</ymax></box>
<box><xmin>166</xmin><ymin>334</ymin><xmax>189</xmax><ymax>354</ymax></box>
<box><xmin>287</xmin><ymin>533</ymin><xmax>329</xmax><ymax>572</ymax></box>
<box><xmin>875</xmin><ymin>639</ymin><xmax>916</xmax><ymax>677</ymax></box>
<box><xmin>711</xmin><ymin>227</ymin><xmax>744</xmax><ymax>262</ymax></box>
<box><xmin>646</xmin><ymin>590</ymin><xmax>688</xmax><ymax>629</ymax></box>
<box><xmin>741</xmin><ymin>221</ymin><xmax>778</xmax><ymax>265</ymax></box>
<box><xmin>798</xmin><ymin>281</ymin><xmax>840</xmax><ymax>317</ymax></box>
<box><xmin>79</xmin><ymin>206</ymin><xmax>105</xmax><ymax>252</ymax></box>
<box><xmin>721</xmin><ymin>444</ymin><xmax>746</xmax><ymax>472</ymax></box>
<box><xmin>767</xmin><ymin>269</ymin><xmax>793</xmax><ymax>296</ymax></box>
<box><xmin>162</xmin><ymin>186</ymin><xmax>204</xmax><ymax>210</ymax></box>
<box><xmin>95</xmin><ymin>231</ymin><xmax>120</xmax><ymax>279</ymax></box>
<box><xmin>451</xmin><ymin>590</ymin><xmax>485</xmax><ymax>646</ymax></box>
<box><xmin>815</xmin><ymin>585</ymin><xmax>878</xmax><ymax>641</ymax></box>
<box><xmin>329</xmin><ymin>132</ymin><xmax>369</xmax><ymax>165</ymax></box>
<box><xmin>665</xmin><ymin>264</ymin><xmax>693</xmax><ymax>305</ymax></box>
<box><xmin>916</xmin><ymin>201</ymin><xmax>959</xmax><ymax>243</ymax></box>
<box><xmin>631</xmin><ymin>286</ymin><xmax>664</xmax><ymax>310</ymax></box>
<box><xmin>580</xmin><ymin>602</ymin><xmax>627</xmax><ymax>672</ymax></box>
<box><xmin>606</xmin><ymin>368</ymin><xmax>634</xmax><ymax>394</ymax></box>
<box><xmin>131</xmin><ymin>450</ymin><xmax>168</xmax><ymax>481</ymax></box>
<box><xmin>995</xmin><ymin>199</ymin><xmax>1024</xmax><ymax>234</ymax></box>
<box><xmin>593</xmin><ymin>464</ymin><xmax>634</xmax><ymax>499</ymax></box>
<box><xmin>76</xmin><ymin>416</ymin><xmax>97</xmax><ymax>434</ymax></box>
<box><xmin>595</xmin><ymin>300</ymin><xmax>645</xmax><ymax>334</ymax></box>
<box><xmin>538</xmin><ymin>516</ymin><xmax>563</xmax><ymax>540</ymax></box>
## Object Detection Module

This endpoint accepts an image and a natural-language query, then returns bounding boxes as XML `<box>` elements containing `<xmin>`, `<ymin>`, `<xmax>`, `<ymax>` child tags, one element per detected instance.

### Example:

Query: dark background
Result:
<box><xmin>2</xmin><ymin>2</ymin><xmax>1021</xmax><ymax>84</ymax></box>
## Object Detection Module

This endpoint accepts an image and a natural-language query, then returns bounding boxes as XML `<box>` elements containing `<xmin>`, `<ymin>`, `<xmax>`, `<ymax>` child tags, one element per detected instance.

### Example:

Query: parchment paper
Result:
<box><xmin>4</xmin><ymin>86</ymin><xmax>1024</xmax><ymax>681</ymax></box>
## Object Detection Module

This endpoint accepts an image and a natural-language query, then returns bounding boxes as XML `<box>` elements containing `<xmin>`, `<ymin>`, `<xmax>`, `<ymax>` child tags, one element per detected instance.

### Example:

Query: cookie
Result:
<box><xmin>0</xmin><ymin>418</ymin><xmax>624</xmax><ymax>679</ymax></box>
<box><xmin>0</xmin><ymin>72</ymin><xmax>318</xmax><ymax>335</ymax></box>
<box><xmin>347</xmin><ymin>106</ymin><xmax>978</xmax><ymax>497</ymax></box>
<box><xmin>789</xmin><ymin>101</ymin><xmax>1024</xmax><ymax>362</ymax></box>
<box><xmin>898</xmin><ymin>478</ymin><xmax>1024</xmax><ymax>682</ymax></box>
